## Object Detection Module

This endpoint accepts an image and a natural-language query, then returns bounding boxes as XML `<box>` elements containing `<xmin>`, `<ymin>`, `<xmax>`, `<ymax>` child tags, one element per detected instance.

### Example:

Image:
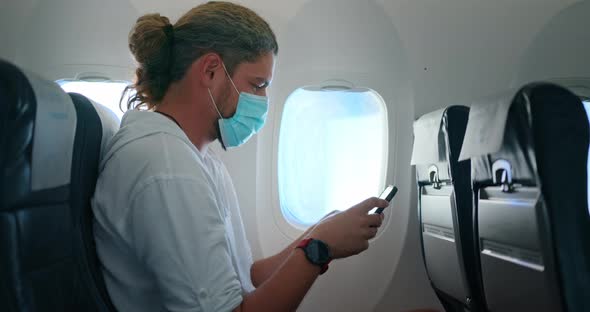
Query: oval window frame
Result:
<box><xmin>275</xmin><ymin>85</ymin><xmax>390</xmax><ymax>230</ymax></box>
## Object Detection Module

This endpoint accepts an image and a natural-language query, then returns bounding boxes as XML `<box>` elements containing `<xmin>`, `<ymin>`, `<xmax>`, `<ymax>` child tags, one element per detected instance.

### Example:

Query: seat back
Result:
<box><xmin>460</xmin><ymin>83</ymin><xmax>590</xmax><ymax>311</ymax></box>
<box><xmin>0</xmin><ymin>59</ymin><xmax>117</xmax><ymax>311</ymax></box>
<box><xmin>412</xmin><ymin>106</ymin><xmax>484</xmax><ymax>311</ymax></box>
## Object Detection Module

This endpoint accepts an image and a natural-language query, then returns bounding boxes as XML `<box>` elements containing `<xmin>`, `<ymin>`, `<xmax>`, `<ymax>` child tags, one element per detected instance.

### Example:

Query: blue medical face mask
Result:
<box><xmin>208</xmin><ymin>64</ymin><xmax>269</xmax><ymax>149</ymax></box>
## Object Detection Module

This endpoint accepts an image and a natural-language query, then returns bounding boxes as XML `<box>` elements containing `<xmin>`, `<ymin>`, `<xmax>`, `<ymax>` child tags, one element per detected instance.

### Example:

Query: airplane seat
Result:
<box><xmin>0</xmin><ymin>59</ymin><xmax>118</xmax><ymax>311</ymax></box>
<box><xmin>460</xmin><ymin>82</ymin><xmax>590</xmax><ymax>312</ymax></box>
<box><xmin>411</xmin><ymin>106</ymin><xmax>484</xmax><ymax>312</ymax></box>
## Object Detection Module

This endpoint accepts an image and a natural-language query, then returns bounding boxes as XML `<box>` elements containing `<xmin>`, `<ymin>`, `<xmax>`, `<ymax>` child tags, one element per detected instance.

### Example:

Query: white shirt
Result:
<box><xmin>92</xmin><ymin>110</ymin><xmax>254</xmax><ymax>312</ymax></box>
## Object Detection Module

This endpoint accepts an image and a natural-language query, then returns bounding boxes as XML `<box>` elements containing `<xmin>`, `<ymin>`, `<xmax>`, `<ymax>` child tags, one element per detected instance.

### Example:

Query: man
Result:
<box><xmin>92</xmin><ymin>2</ymin><xmax>389</xmax><ymax>311</ymax></box>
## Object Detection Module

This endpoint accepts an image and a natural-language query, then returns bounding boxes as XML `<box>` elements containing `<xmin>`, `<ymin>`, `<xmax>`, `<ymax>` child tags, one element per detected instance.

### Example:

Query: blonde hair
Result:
<box><xmin>123</xmin><ymin>1</ymin><xmax>278</xmax><ymax>110</ymax></box>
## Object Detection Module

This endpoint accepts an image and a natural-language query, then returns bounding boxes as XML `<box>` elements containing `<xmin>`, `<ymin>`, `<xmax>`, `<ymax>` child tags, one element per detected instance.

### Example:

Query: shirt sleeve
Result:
<box><xmin>128</xmin><ymin>175</ymin><xmax>243</xmax><ymax>312</ymax></box>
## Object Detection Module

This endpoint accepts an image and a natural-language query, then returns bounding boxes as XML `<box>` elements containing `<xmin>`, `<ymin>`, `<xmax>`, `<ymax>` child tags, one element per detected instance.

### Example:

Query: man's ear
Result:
<box><xmin>199</xmin><ymin>53</ymin><xmax>223</xmax><ymax>88</ymax></box>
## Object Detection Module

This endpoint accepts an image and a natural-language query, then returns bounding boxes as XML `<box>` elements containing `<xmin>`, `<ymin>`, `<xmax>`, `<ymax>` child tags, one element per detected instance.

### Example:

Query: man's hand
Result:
<box><xmin>310</xmin><ymin>197</ymin><xmax>388</xmax><ymax>259</ymax></box>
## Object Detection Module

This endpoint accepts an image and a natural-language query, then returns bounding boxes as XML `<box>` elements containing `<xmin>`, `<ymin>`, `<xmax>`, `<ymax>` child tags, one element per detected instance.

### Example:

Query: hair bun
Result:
<box><xmin>128</xmin><ymin>13</ymin><xmax>172</xmax><ymax>64</ymax></box>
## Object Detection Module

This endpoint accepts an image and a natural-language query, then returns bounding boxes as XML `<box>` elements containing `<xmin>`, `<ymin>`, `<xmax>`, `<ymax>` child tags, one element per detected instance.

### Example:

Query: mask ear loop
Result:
<box><xmin>208</xmin><ymin>88</ymin><xmax>224</xmax><ymax>119</ymax></box>
<box><xmin>208</xmin><ymin>88</ymin><xmax>228</xmax><ymax>151</ymax></box>
<box><xmin>221</xmin><ymin>62</ymin><xmax>241</xmax><ymax>95</ymax></box>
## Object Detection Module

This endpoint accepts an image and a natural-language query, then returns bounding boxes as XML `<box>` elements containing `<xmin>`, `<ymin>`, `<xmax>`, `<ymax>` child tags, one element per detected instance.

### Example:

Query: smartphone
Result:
<box><xmin>369</xmin><ymin>185</ymin><xmax>398</xmax><ymax>214</ymax></box>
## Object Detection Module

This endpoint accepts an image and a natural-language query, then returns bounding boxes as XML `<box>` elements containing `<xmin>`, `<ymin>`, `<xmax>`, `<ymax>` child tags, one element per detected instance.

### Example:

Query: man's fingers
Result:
<box><xmin>361</xmin><ymin>240</ymin><xmax>369</xmax><ymax>252</ymax></box>
<box><xmin>365</xmin><ymin>227</ymin><xmax>378</xmax><ymax>239</ymax></box>
<box><xmin>366</xmin><ymin>213</ymin><xmax>383</xmax><ymax>228</ymax></box>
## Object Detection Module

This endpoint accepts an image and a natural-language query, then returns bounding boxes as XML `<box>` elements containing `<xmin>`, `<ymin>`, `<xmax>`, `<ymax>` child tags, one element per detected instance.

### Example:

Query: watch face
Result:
<box><xmin>308</xmin><ymin>239</ymin><xmax>330</xmax><ymax>265</ymax></box>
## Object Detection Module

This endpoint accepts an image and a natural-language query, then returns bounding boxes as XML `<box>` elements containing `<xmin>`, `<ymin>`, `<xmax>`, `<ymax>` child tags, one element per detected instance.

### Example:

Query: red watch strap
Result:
<box><xmin>297</xmin><ymin>238</ymin><xmax>313</xmax><ymax>249</ymax></box>
<box><xmin>319</xmin><ymin>261</ymin><xmax>331</xmax><ymax>275</ymax></box>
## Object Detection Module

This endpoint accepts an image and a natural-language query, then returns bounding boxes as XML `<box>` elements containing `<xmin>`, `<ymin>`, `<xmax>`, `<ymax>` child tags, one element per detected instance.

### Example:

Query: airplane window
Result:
<box><xmin>58</xmin><ymin>80</ymin><xmax>131</xmax><ymax>119</ymax></box>
<box><xmin>278</xmin><ymin>87</ymin><xmax>388</xmax><ymax>226</ymax></box>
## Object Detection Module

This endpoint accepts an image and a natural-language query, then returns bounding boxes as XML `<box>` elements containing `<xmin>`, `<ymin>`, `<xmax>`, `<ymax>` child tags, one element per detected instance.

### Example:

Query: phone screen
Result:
<box><xmin>369</xmin><ymin>185</ymin><xmax>398</xmax><ymax>214</ymax></box>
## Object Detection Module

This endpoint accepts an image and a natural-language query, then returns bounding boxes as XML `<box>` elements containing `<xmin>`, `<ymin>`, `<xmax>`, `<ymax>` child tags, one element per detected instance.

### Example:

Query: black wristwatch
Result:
<box><xmin>296</xmin><ymin>238</ymin><xmax>332</xmax><ymax>274</ymax></box>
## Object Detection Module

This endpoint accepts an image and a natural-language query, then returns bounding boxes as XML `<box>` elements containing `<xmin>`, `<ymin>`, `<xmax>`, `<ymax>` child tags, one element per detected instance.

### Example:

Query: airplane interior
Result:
<box><xmin>1</xmin><ymin>0</ymin><xmax>589</xmax><ymax>311</ymax></box>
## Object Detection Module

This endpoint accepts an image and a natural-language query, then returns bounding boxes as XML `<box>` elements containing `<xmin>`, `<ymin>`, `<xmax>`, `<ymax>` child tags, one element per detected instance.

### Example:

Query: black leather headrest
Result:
<box><xmin>412</xmin><ymin>106</ymin><xmax>470</xmax><ymax>184</ymax></box>
<box><xmin>461</xmin><ymin>83</ymin><xmax>583</xmax><ymax>187</ymax></box>
<box><xmin>0</xmin><ymin>60</ymin><xmax>38</xmax><ymax>208</ymax></box>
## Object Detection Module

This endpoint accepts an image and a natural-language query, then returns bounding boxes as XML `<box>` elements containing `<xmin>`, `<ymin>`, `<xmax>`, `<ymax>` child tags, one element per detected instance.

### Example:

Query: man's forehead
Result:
<box><xmin>235</xmin><ymin>54</ymin><xmax>275</xmax><ymax>79</ymax></box>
